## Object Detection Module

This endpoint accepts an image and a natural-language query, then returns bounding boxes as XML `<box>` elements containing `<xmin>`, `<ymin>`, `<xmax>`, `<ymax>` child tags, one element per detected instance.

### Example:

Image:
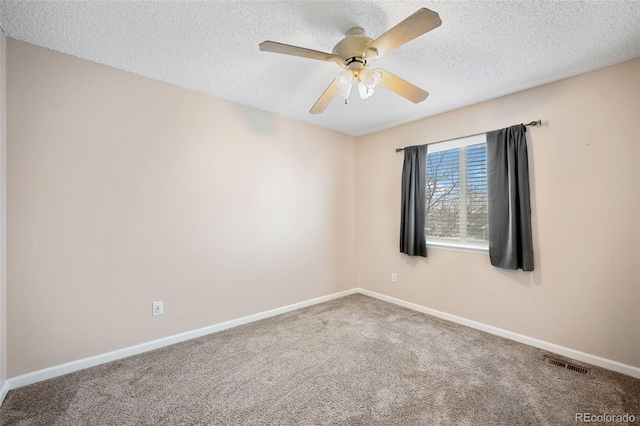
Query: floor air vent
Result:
<box><xmin>544</xmin><ymin>356</ymin><xmax>590</xmax><ymax>375</ymax></box>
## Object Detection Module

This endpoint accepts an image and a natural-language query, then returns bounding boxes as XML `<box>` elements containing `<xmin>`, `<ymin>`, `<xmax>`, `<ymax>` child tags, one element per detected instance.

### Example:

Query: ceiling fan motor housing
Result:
<box><xmin>332</xmin><ymin>27</ymin><xmax>374</xmax><ymax>70</ymax></box>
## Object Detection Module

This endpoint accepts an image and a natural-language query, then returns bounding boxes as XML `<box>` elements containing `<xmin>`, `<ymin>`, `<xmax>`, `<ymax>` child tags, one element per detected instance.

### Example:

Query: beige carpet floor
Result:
<box><xmin>1</xmin><ymin>294</ymin><xmax>639</xmax><ymax>425</ymax></box>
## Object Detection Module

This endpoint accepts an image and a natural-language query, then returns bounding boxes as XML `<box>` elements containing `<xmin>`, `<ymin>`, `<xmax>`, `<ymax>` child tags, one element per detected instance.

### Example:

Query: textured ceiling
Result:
<box><xmin>1</xmin><ymin>1</ymin><xmax>639</xmax><ymax>136</ymax></box>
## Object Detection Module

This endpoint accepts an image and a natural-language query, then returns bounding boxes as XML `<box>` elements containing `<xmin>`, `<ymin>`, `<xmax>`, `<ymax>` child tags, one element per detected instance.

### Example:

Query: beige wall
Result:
<box><xmin>0</xmin><ymin>32</ymin><xmax>6</xmax><ymax>390</ymax></box>
<box><xmin>6</xmin><ymin>40</ymin><xmax>356</xmax><ymax>377</ymax></box>
<box><xmin>5</xmin><ymin>37</ymin><xmax>639</xmax><ymax>379</ymax></box>
<box><xmin>356</xmin><ymin>58</ymin><xmax>640</xmax><ymax>368</ymax></box>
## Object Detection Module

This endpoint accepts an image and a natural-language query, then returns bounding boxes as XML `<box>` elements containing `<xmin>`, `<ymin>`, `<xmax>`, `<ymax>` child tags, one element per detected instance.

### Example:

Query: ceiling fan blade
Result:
<box><xmin>375</xmin><ymin>69</ymin><xmax>428</xmax><ymax>103</ymax></box>
<box><xmin>310</xmin><ymin>78</ymin><xmax>340</xmax><ymax>114</ymax></box>
<box><xmin>259</xmin><ymin>41</ymin><xmax>346</xmax><ymax>68</ymax></box>
<box><xmin>363</xmin><ymin>8</ymin><xmax>441</xmax><ymax>59</ymax></box>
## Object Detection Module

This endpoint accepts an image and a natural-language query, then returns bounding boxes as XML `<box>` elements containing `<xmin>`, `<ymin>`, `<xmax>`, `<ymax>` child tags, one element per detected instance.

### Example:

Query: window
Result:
<box><xmin>426</xmin><ymin>134</ymin><xmax>488</xmax><ymax>250</ymax></box>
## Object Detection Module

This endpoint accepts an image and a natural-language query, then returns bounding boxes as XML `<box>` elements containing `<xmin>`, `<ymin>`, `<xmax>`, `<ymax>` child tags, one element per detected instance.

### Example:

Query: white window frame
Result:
<box><xmin>426</xmin><ymin>134</ymin><xmax>489</xmax><ymax>252</ymax></box>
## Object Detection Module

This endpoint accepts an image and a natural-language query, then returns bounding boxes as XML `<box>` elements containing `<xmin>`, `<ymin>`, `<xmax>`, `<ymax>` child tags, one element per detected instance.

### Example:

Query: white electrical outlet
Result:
<box><xmin>152</xmin><ymin>301</ymin><xmax>164</xmax><ymax>316</ymax></box>
<box><xmin>391</xmin><ymin>273</ymin><xmax>397</xmax><ymax>283</ymax></box>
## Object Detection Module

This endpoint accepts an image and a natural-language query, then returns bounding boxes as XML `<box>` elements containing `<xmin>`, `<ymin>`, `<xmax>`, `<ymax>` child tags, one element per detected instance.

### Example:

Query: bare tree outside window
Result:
<box><xmin>426</xmin><ymin>143</ymin><xmax>487</xmax><ymax>247</ymax></box>
<box><xmin>426</xmin><ymin>150</ymin><xmax>460</xmax><ymax>238</ymax></box>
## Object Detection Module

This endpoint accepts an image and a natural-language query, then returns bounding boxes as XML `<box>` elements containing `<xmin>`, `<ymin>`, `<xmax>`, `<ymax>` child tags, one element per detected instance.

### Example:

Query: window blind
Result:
<box><xmin>426</xmin><ymin>140</ymin><xmax>488</xmax><ymax>248</ymax></box>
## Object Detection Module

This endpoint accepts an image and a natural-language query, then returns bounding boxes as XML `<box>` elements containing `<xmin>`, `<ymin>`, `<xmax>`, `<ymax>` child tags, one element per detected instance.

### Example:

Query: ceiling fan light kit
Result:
<box><xmin>259</xmin><ymin>8</ymin><xmax>442</xmax><ymax>114</ymax></box>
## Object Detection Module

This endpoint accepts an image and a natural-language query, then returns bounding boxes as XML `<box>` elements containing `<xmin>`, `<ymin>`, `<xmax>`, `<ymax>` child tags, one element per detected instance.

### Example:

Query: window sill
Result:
<box><xmin>426</xmin><ymin>241</ymin><xmax>489</xmax><ymax>254</ymax></box>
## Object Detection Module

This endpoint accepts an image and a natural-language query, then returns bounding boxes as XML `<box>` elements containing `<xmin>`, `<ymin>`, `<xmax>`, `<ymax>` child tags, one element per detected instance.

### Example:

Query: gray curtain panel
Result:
<box><xmin>400</xmin><ymin>144</ymin><xmax>428</xmax><ymax>257</ymax></box>
<box><xmin>486</xmin><ymin>125</ymin><xmax>534</xmax><ymax>271</ymax></box>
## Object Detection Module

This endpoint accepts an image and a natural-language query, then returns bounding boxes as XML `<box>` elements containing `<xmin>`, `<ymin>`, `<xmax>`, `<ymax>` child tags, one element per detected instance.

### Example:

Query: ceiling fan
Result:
<box><xmin>259</xmin><ymin>8</ymin><xmax>441</xmax><ymax>114</ymax></box>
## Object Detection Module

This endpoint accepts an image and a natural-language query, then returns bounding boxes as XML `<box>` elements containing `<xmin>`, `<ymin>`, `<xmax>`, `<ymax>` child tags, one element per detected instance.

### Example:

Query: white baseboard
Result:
<box><xmin>3</xmin><ymin>286</ymin><xmax>638</xmax><ymax>401</ymax></box>
<box><xmin>357</xmin><ymin>288</ymin><xmax>640</xmax><ymax>379</ymax></box>
<box><xmin>3</xmin><ymin>288</ymin><xmax>358</xmax><ymax>395</ymax></box>
<box><xmin>0</xmin><ymin>380</ymin><xmax>7</xmax><ymax>408</ymax></box>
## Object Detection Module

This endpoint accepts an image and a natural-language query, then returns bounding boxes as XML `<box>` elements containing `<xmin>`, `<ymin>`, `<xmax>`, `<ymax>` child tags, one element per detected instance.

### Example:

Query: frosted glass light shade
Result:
<box><xmin>357</xmin><ymin>81</ymin><xmax>375</xmax><ymax>99</ymax></box>
<box><xmin>337</xmin><ymin>70</ymin><xmax>354</xmax><ymax>100</ymax></box>
<box><xmin>357</xmin><ymin>68</ymin><xmax>381</xmax><ymax>100</ymax></box>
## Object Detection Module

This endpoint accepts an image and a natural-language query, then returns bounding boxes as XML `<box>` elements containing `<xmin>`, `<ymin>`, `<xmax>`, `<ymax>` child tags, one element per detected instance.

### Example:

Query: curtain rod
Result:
<box><xmin>394</xmin><ymin>120</ymin><xmax>542</xmax><ymax>153</ymax></box>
